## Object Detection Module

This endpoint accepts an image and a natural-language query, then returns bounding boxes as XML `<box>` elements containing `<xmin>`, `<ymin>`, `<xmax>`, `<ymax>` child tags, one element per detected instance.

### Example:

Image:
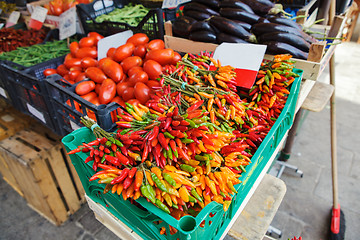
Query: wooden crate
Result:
<box><xmin>0</xmin><ymin>107</ymin><xmax>32</xmax><ymax>141</ymax></box>
<box><xmin>164</xmin><ymin>15</ymin><xmax>345</xmax><ymax>81</ymax></box>
<box><xmin>0</xmin><ymin>128</ymin><xmax>85</xmax><ymax>226</ymax></box>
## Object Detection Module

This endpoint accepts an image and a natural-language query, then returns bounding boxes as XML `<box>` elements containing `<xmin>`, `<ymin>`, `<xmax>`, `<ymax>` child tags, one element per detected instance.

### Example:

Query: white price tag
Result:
<box><xmin>26</xmin><ymin>103</ymin><xmax>46</xmax><ymax>123</ymax></box>
<box><xmin>0</xmin><ymin>87</ymin><xmax>7</xmax><ymax>98</ymax></box>
<box><xmin>162</xmin><ymin>0</ymin><xmax>190</xmax><ymax>9</ymax></box>
<box><xmin>70</xmin><ymin>120</ymin><xmax>81</xmax><ymax>131</ymax></box>
<box><xmin>8</xmin><ymin>11</ymin><xmax>21</xmax><ymax>24</ymax></box>
<box><xmin>31</xmin><ymin>6</ymin><xmax>48</xmax><ymax>23</ymax></box>
<box><xmin>0</xmin><ymin>23</ymin><xmax>4</xmax><ymax>29</ymax></box>
<box><xmin>93</xmin><ymin>0</ymin><xmax>113</xmax><ymax>11</ymax></box>
<box><xmin>1</xmin><ymin>114</ymin><xmax>15</xmax><ymax>123</ymax></box>
<box><xmin>59</xmin><ymin>7</ymin><xmax>76</xmax><ymax>40</ymax></box>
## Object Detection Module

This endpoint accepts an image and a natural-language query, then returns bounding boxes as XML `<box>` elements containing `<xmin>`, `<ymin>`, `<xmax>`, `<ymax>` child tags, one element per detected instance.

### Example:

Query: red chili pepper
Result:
<box><xmin>187</xmin><ymin>100</ymin><xmax>204</xmax><ymax>113</ymax></box>
<box><xmin>172</xmin><ymin>125</ymin><xmax>188</xmax><ymax>132</ymax></box>
<box><xmin>141</xmin><ymin>144</ymin><xmax>149</xmax><ymax>163</ymax></box>
<box><xmin>111</xmin><ymin>168</ymin><xmax>130</xmax><ymax>184</ymax></box>
<box><xmin>117</xmin><ymin>122</ymin><xmax>132</xmax><ymax>128</ymax></box>
<box><xmin>104</xmin><ymin>155</ymin><xmax>120</xmax><ymax>166</ymax></box>
<box><xmin>160</xmin><ymin>152</ymin><xmax>166</xmax><ymax>168</ymax></box>
<box><xmin>92</xmin><ymin>161</ymin><xmax>98</xmax><ymax>171</ymax></box>
<box><xmin>163</xmin><ymin>118</ymin><xmax>172</xmax><ymax>130</ymax></box>
<box><xmin>68</xmin><ymin>147</ymin><xmax>83</xmax><ymax>154</ymax></box>
<box><xmin>116</xmin><ymin>151</ymin><xmax>130</xmax><ymax>165</ymax></box>
<box><xmin>85</xmin><ymin>156</ymin><xmax>93</xmax><ymax>163</ymax></box>
<box><xmin>154</xmin><ymin>144</ymin><xmax>161</xmax><ymax>166</ymax></box>
<box><xmin>118</xmin><ymin>114</ymin><xmax>134</xmax><ymax>122</ymax></box>
<box><xmin>148</xmin><ymin>126</ymin><xmax>159</xmax><ymax>142</ymax></box>
<box><xmin>128</xmin><ymin>167</ymin><xmax>138</xmax><ymax>178</ymax></box>
<box><xmin>158</xmin><ymin>133</ymin><xmax>169</xmax><ymax>151</ymax></box>
<box><xmin>98</xmin><ymin>163</ymin><xmax>117</xmax><ymax>170</ymax></box>
<box><xmin>180</xmin><ymin>120</ymin><xmax>190</xmax><ymax>126</ymax></box>
<box><xmin>205</xmin><ymin>186</ymin><xmax>211</xmax><ymax>196</ymax></box>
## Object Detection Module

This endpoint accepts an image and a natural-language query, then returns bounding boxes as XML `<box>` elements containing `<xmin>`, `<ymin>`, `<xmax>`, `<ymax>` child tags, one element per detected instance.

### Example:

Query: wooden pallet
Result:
<box><xmin>0</xmin><ymin>128</ymin><xmax>85</xmax><ymax>226</ymax></box>
<box><xmin>0</xmin><ymin>107</ymin><xmax>32</xmax><ymax>141</ymax></box>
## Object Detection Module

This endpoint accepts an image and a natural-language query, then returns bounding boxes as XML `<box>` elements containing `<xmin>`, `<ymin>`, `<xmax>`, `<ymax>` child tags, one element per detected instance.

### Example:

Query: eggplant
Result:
<box><xmin>257</xmin><ymin>17</ymin><xmax>270</xmax><ymax>23</ymax></box>
<box><xmin>216</xmin><ymin>32</ymin><xmax>249</xmax><ymax>44</ymax></box>
<box><xmin>258</xmin><ymin>32</ymin><xmax>310</xmax><ymax>52</ymax></box>
<box><xmin>184</xmin><ymin>10</ymin><xmax>212</xmax><ymax>21</ymax></box>
<box><xmin>238</xmin><ymin>0</ymin><xmax>283</xmax><ymax>16</ymax></box>
<box><xmin>192</xmin><ymin>0</ymin><xmax>220</xmax><ymax>10</ymax></box>
<box><xmin>263</xmin><ymin>41</ymin><xmax>308</xmax><ymax>60</ymax></box>
<box><xmin>267</xmin><ymin>16</ymin><xmax>303</xmax><ymax>30</ymax></box>
<box><xmin>189</xmin><ymin>20</ymin><xmax>214</xmax><ymax>33</ymax></box>
<box><xmin>209</xmin><ymin>16</ymin><xmax>257</xmax><ymax>43</ymax></box>
<box><xmin>251</xmin><ymin>23</ymin><xmax>316</xmax><ymax>43</ymax></box>
<box><xmin>219</xmin><ymin>0</ymin><xmax>254</xmax><ymax>14</ymax></box>
<box><xmin>189</xmin><ymin>30</ymin><xmax>217</xmax><ymax>43</ymax></box>
<box><xmin>231</xmin><ymin>20</ymin><xmax>252</xmax><ymax>31</ymax></box>
<box><xmin>172</xmin><ymin>16</ymin><xmax>197</xmax><ymax>38</ymax></box>
<box><xmin>183</xmin><ymin>2</ymin><xmax>220</xmax><ymax>16</ymax></box>
<box><xmin>219</xmin><ymin>8</ymin><xmax>261</xmax><ymax>24</ymax></box>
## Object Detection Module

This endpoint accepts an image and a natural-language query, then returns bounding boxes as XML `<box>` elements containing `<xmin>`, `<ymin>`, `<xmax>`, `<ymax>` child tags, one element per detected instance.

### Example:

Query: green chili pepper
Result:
<box><xmin>151</xmin><ymin>172</ymin><xmax>168</xmax><ymax>193</ymax></box>
<box><xmin>155</xmin><ymin>199</ymin><xmax>171</xmax><ymax>214</ymax></box>
<box><xmin>188</xmin><ymin>195</ymin><xmax>197</xmax><ymax>203</ymax></box>
<box><xmin>163</xmin><ymin>172</ymin><xmax>176</xmax><ymax>186</ymax></box>
<box><xmin>239</xmin><ymin>165</ymin><xmax>246</xmax><ymax>173</ymax></box>
<box><xmin>167</xmin><ymin>148</ymin><xmax>173</xmax><ymax>160</ymax></box>
<box><xmin>147</xmin><ymin>185</ymin><xmax>156</xmax><ymax>200</ymax></box>
<box><xmin>264</xmin><ymin>75</ymin><xmax>270</xmax><ymax>86</ymax></box>
<box><xmin>257</xmin><ymin>93</ymin><xmax>262</xmax><ymax>102</ymax></box>
<box><xmin>195</xmin><ymin>155</ymin><xmax>209</xmax><ymax>161</ymax></box>
<box><xmin>120</xmin><ymin>129</ymin><xmax>131</xmax><ymax>135</ymax></box>
<box><xmin>162</xmin><ymin>149</ymin><xmax>167</xmax><ymax>159</ymax></box>
<box><xmin>140</xmin><ymin>185</ymin><xmax>155</xmax><ymax>203</ymax></box>
<box><xmin>105</xmin><ymin>141</ymin><xmax>112</xmax><ymax>147</ymax></box>
<box><xmin>172</xmin><ymin>204</ymin><xmax>179</xmax><ymax>209</ymax></box>
<box><xmin>203</xmin><ymin>154</ymin><xmax>213</xmax><ymax>160</ymax></box>
<box><xmin>115</xmin><ymin>139</ymin><xmax>123</xmax><ymax>147</ymax></box>
<box><xmin>98</xmin><ymin>177</ymin><xmax>114</xmax><ymax>184</ymax></box>
<box><xmin>180</xmin><ymin>164</ymin><xmax>195</xmax><ymax>172</ymax></box>
<box><xmin>220</xmin><ymin>191</ymin><xmax>226</xmax><ymax>198</ymax></box>
<box><xmin>186</xmin><ymin>119</ymin><xmax>197</xmax><ymax>128</ymax></box>
<box><xmin>181</xmin><ymin>138</ymin><xmax>194</xmax><ymax>143</ymax></box>
<box><xmin>191</xmin><ymin>188</ymin><xmax>203</xmax><ymax>203</ymax></box>
<box><xmin>164</xmin><ymin>132</ymin><xmax>175</xmax><ymax>139</ymax></box>
<box><xmin>101</xmin><ymin>156</ymin><xmax>106</xmax><ymax>163</ymax></box>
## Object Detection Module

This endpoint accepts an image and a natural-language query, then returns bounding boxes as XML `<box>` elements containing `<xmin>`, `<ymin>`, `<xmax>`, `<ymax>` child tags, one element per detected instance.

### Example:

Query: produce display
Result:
<box><xmin>92</xmin><ymin>3</ymin><xmax>150</xmax><ymax>26</ymax></box>
<box><xmin>67</xmin><ymin>43</ymin><xmax>299</xmax><ymax>235</ymax></box>
<box><xmin>0</xmin><ymin>1</ymin><xmax>17</xmax><ymax>14</ymax></box>
<box><xmin>0</xmin><ymin>39</ymin><xmax>71</xmax><ymax>67</ymax></box>
<box><xmin>171</xmin><ymin>0</ymin><xmax>317</xmax><ymax>59</ymax></box>
<box><xmin>0</xmin><ymin>27</ymin><xmax>49</xmax><ymax>53</ymax></box>
<box><xmin>44</xmin><ymin>0</ymin><xmax>93</xmax><ymax>16</ymax></box>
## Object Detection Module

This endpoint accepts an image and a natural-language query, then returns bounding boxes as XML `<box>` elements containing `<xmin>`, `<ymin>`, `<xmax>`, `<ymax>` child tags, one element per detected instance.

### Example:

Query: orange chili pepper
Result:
<box><xmin>112</xmin><ymin>184</ymin><xmax>118</xmax><ymax>194</ymax></box>
<box><xmin>117</xmin><ymin>183</ymin><xmax>124</xmax><ymax>195</ymax></box>
<box><xmin>198</xmin><ymin>92</ymin><xmax>214</xmax><ymax>99</ymax></box>
<box><xmin>133</xmin><ymin>190</ymin><xmax>141</xmax><ymax>200</ymax></box>
<box><xmin>269</xmin><ymin>95</ymin><xmax>277</xmax><ymax>108</ymax></box>
<box><xmin>134</xmin><ymin>170</ymin><xmax>143</xmax><ymax>192</ymax></box>
<box><xmin>193</xmin><ymin>93</ymin><xmax>201</xmax><ymax>101</ymax></box>
<box><xmin>145</xmin><ymin>171</ymin><xmax>154</xmax><ymax>186</ymax></box>
<box><xmin>256</xmin><ymin>77</ymin><xmax>265</xmax><ymax>85</ymax></box>
<box><xmin>179</xmin><ymin>186</ymin><xmax>190</xmax><ymax>202</ymax></box>
<box><xmin>151</xmin><ymin>167</ymin><xmax>163</xmax><ymax>180</ymax></box>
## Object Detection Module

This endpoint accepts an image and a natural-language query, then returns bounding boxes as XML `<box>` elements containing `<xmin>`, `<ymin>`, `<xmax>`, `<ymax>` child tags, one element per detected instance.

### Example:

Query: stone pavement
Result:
<box><xmin>0</xmin><ymin>42</ymin><xmax>359</xmax><ymax>240</ymax></box>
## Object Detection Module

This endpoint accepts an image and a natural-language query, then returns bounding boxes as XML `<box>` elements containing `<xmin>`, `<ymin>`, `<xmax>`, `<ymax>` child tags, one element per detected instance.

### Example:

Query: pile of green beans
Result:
<box><xmin>0</xmin><ymin>39</ymin><xmax>70</xmax><ymax>67</ymax></box>
<box><xmin>93</xmin><ymin>4</ymin><xmax>150</xmax><ymax>26</ymax></box>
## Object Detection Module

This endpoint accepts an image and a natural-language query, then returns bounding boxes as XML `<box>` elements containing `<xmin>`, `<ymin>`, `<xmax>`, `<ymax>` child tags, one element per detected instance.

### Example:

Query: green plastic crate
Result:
<box><xmin>62</xmin><ymin>69</ymin><xmax>303</xmax><ymax>240</ymax></box>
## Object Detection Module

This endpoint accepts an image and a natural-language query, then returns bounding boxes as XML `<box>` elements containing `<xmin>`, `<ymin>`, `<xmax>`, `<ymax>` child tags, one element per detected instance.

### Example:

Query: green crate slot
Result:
<box><xmin>62</xmin><ymin>69</ymin><xmax>302</xmax><ymax>240</ymax></box>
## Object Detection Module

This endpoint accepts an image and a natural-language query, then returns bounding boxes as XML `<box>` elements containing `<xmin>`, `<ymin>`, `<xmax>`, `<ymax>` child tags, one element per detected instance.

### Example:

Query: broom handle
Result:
<box><xmin>329</xmin><ymin>0</ymin><xmax>338</xmax><ymax>208</ymax></box>
<box><xmin>329</xmin><ymin>55</ymin><xmax>338</xmax><ymax>208</ymax></box>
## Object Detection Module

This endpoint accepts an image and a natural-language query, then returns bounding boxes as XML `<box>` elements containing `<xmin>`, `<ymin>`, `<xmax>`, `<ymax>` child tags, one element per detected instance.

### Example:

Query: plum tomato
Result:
<box><xmin>111</xmin><ymin>96</ymin><xmax>125</xmax><ymax>107</ymax></box>
<box><xmin>133</xmin><ymin>45</ymin><xmax>147</xmax><ymax>59</ymax></box>
<box><xmin>99</xmin><ymin>58</ymin><xmax>124</xmax><ymax>83</ymax></box>
<box><xmin>87</xmin><ymin>32</ymin><xmax>104</xmax><ymax>44</ymax></box>
<box><xmin>127</xmin><ymin>99</ymin><xmax>140</xmax><ymax>106</ymax></box>
<box><xmin>127</xmin><ymin>66</ymin><xmax>143</xmax><ymax>78</ymax></box>
<box><xmin>69</xmin><ymin>70</ymin><xmax>83</xmax><ymax>82</ymax></box>
<box><xmin>69</xmin><ymin>42</ymin><xmax>79</xmax><ymax>57</ymax></box>
<box><xmin>134</xmin><ymin>82</ymin><xmax>151</xmax><ymax>104</ymax></box>
<box><xmin>146</xmin><ymin>39</ymin><xmax>165</xmax><ymax>51</ymax></box>
<box><xmin>75</xmin><ymin>72</ymin><xmax>87</xmax><ymax>83</ymax></box>
<box><xmin>81</xmin><ymin>92</ymin><xmax>97</xmax><ymax>102</ymax></box>
<box><xmin>75</xmin><ymin>47</ymin><xmax>97</xmax><ymax>59</ymax></box>
<box><xmin>172</xmin><ymin>51</ymin><xmax>182</xmax><ymax>65</ymax></box>
<box><xmin>79</xmin><ymin>37</ymin><xmax>96</xmax><ymax>48</ymax></box>
<box><xmin>43</xmin><ymin>68</ymin><xmax>57</xmax><ymax>77</ymax></box>
<box><xmin>146</xmin><ymin>80</ymin><xmax>160</xmax><ymax>89</ymax></box>
<box><xmin>95</xmin><ymin>83</ymin><xmax>101</xmax><ymax>94</ymax></box>
<box><xmin>145</xmin><ymin>49</ymin><xmax>174</xmax><ymax>66</ymax></box>
<box><xmin>81</xmin><ymin>57</ymin><xmax>98</xmax><ymax>69</ymax></box>
<box><xmin>126</xmin><ymin>33</ymin><xmax>149</xmax><ymax>46</ymax></box>
<box><xmin>143</xmin><ymin>60</ymin><xmax>163</xmax><ymax>80</ymax></box>
<box><xmin>128</xmin><ymin>70</ymin><xmax>148</xmax><ymax>86</ymax></box>
<box><xmin>122</xmin><ymin>87</ymin><xmax>135</xmax><ymax>102</ymax></box>
<box><xmin>121</xmin><ymin>56</ymin><xmax>143</xmax><ymax>74</ymax></box>
<box><xmin>85</xmin><ymin>67</ymin><xmax>107</xmax><ymax>84</ymax></box>
<box><xmin>116</xmin><ymin>81</ymin><xmax>130</xmax><ymax>96</ymax></box>
<box><xmin>113</xmin><ymin>43</ymin><xmax>135</xmax><ymax>62</ymax></box>
<box><xmin>64</xmin><ymin>58</ymin><xmax>82</xmax><ymax>69</ymax></box>
<box><xmin>75</xmin><ymin>80</ymin><xmax>96</xmax><ymax>95</ymax></box>
<box><xmin>99</xmin><ymin>78</ymin><xmax>116</xmax><ymax>104</ymax></box>
<box><xmin>107</xmin><ymin>47</ymin><xmax>116</xmax><ymax>59</ymax></box>
<box><xmin>56</xmin><ymin>64</ymin><xmax>69</xmax><ymax>76</ymax></box>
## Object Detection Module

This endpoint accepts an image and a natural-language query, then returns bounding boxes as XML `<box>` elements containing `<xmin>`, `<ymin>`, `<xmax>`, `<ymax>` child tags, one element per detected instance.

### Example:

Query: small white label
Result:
<box><xmin>59</xmin><ymin>7</ymin><xmax>76</xmax><ymax>40</ymax></box>
<box><xmin>70</xmin><ymin>120</ymin><xmax>81</xmax><ymax>130</ymax></box>
<box><xmin>26</xmin><ymin>103</ymin><xmax>46</xmax><ymax>123</ymax></box>
<box><xmin>1</xmin><ymin>114</ymin><xmax>15</xmax><ymax>123</ymax></box>
<box><xmin>0</xmin><ymin>87</ymin><xmax>7</xmax><ymax>98</ymax></box>
<box><xmin>8</xmin><ymin>11</ymin><xmax>20</xmax><ymax>24</ymax></box>
<box><xmin>162</xmin><ymin>0</ymin><xmax>190</xmax><ymax>9</ymax></box>
<box><xmin>31</xmin><ymin>6</ymin><xmax>48</xmax><ymax>22</ymax></box>
<box><xmin>0</xmin><ymin>23</ymin><xmax>4</xmax><ymax>29</ymax></box>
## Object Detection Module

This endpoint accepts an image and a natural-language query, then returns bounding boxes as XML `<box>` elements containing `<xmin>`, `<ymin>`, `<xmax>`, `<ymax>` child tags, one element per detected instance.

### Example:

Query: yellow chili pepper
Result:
<box><xmin>179</xmin><ymin>186</ymin><xmax>190</xmax><ymax>202</ymax></box>
<box><xmin>151</xmin><ymin>167</ymin><xmax>163</xmax><ymax>180</ymax></box>
<box><xmin>205</xmin><ymin>177</ymin><xmax>217</xmax><ymax>195</ymax></box>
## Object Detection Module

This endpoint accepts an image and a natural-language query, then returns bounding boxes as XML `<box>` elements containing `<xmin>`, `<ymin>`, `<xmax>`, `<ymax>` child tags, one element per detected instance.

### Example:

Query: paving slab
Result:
<box><xmin>78</xmin><ymin>211</ymin><xmax>106</xmax><ymax>235</ymax></box>
<box><xmin>269</xmin><ymin>211</ymin><xmax>305</xmax><ymax>240</ymax></box>
<box><xmin>342</xmin><ymin>207</ymin><xmax>360</xmax><ymax>240</ymax></box>
<box><xmin>94</xmin><ymin>226</ymin><xmax>121</xmax><ymax>240</ymax></box>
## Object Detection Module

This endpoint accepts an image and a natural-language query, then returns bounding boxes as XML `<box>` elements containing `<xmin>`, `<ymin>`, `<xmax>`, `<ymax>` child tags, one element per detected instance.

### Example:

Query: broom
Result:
<box><xmin>328</xmin><ymin>53</ymin><xmax>345</xmax><ymax>239</ymax></box>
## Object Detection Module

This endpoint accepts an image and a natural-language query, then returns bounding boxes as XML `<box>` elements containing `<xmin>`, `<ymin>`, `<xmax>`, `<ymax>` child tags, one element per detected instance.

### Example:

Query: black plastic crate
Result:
<box><xmin>0</xmin><ymin>56</ymin><xmax>66</xmax><ymax>135</ymax></box>
<box><xmin>76</xmin><ymin>0</ymin><xmax>164</xmax><ymax>39</ymax></box>
<box><xmin>45</xmin><ymin>74</ymin><xmax>123</xmax><ymax>136</ymax></box>
<box><xmin>276</xmin><ymin>0</ymin><xmax>312</xmax><ymax>8</ymax></box>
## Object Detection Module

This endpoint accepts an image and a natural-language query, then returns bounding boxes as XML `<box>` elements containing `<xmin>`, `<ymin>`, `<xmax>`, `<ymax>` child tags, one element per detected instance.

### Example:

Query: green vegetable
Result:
<box><xmin>92</xmin><ymin>4</ymin><xmax>150</xmax><ymax>26</ymax></box>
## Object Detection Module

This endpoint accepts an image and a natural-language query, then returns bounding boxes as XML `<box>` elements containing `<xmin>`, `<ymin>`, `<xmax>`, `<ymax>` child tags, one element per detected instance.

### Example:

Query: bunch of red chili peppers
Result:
<box><xmin>68</xmin><ymin>53</ymin><xmax>298</xmax><ymax>236</ymax></box>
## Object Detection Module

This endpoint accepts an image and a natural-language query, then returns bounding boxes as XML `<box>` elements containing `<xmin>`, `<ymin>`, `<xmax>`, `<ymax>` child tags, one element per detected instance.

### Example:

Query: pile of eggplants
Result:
<box><xmin>172</xmin><ymin>0</ymin><xmax>317</xmax><ymax>60</ymax></box>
